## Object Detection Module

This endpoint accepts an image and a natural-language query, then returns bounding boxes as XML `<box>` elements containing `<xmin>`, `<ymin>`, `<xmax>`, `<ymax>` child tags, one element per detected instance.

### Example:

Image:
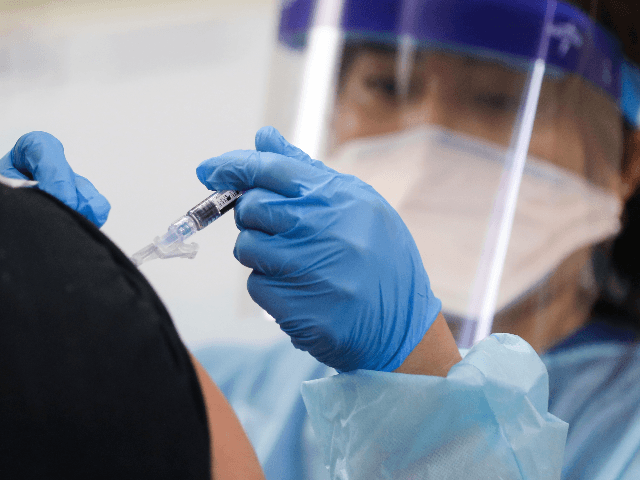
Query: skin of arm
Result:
<box><xmin>189</xmin><ymin>353</ymin><xmax>266</xmax><ymax>480</ymax></box>
<box><xmin>394</xmin><ymin>312</ymin><xmax>463</xmax><ymax>377</ymax></box>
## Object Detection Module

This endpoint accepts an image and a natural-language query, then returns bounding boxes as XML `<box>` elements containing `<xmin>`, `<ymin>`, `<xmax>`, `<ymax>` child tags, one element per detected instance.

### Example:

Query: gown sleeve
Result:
<box><xmin>301</xmin><ymin>333</ymin><xmax>568</xmax><ymax>479</ymax></box>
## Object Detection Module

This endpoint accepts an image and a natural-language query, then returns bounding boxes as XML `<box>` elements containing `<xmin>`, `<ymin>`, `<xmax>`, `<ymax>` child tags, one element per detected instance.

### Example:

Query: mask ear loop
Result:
<box><xmin>458</xmin><ymin>0</ymin><xmax>558</xmax><ymax>349</ymax></box>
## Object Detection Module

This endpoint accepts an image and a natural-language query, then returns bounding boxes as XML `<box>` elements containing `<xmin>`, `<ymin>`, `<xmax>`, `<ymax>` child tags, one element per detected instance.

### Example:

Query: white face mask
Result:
<box><xmin>324</xmin><ymin>125</ymin><xmax>622</xmax><ymax>318</ymax></box>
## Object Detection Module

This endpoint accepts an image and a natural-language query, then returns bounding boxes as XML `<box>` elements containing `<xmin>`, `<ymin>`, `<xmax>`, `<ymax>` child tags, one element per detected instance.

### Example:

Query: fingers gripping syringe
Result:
<box><xmin>130</xmin><ymin>190</ymin><xmax>244</xmax><ymax>267</ymax></box>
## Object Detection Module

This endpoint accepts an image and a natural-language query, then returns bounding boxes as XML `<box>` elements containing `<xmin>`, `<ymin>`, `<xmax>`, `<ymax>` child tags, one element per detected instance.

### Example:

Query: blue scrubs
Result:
<box><xmin>195</xmin><ymin>321</ymin><xmax>639</xmax><ymax>479</ymax></box>
<box><xmin>544</xmin><ymin>321</ymin><xmax>640</xmax><ymax>479</ymax></box>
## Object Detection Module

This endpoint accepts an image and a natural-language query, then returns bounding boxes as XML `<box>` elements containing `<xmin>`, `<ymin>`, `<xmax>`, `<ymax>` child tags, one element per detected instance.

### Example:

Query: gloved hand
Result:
<box><xmin>1</xmin><ymin>132</ymin><xmax>110</xmax><ymax>227</ymax></box>
<box><xmin>196</xmin><ymin>126</ymin><xmax>442</xmax><ymax>372</ymax></box>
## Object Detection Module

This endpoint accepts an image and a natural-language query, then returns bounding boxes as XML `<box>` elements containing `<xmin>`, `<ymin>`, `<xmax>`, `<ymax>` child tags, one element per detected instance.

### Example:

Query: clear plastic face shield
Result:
<box><xmin>264</xmin><ymin>0</ymin><xmax>640</xmax><ymax>350</ymax></box>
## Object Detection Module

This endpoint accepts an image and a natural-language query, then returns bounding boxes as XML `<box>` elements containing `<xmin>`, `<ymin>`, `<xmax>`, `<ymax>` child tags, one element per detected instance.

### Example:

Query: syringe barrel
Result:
<box><xmin>187</xmin><ymin>190</ymin><xmax>243</xmax><ymax>230</ymax></box>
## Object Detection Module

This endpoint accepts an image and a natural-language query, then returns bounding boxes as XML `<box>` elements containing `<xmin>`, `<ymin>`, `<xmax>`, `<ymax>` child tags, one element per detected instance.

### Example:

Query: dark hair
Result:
<box><xmin>591</xmin><ymin>184</ymin><xmax>640</xmax><ymax>332</ymax></box>
<box><xmin>568</xmin><ymin>0</ymin><xmax>639</xmax><ymax>65</ymax></box>
<box><xmin>583</xmin><ymin>0</ymin><xmax>640</xmax><ymax>331</ymax></box>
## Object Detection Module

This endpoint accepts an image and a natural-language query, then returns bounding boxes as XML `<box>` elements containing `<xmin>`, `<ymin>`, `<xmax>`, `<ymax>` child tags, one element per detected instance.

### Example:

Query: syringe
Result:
<box><xmin>130</xmin><ymin>190</ymin><xmax>244</xmax><ymax>267</ymax></box>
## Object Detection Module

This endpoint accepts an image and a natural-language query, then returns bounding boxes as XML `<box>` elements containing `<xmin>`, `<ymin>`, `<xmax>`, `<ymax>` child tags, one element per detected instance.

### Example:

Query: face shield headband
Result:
<box><xmin>279</xmin><ymin>0</ymin><xmax>640</xmax><ymax>128</ymax></box>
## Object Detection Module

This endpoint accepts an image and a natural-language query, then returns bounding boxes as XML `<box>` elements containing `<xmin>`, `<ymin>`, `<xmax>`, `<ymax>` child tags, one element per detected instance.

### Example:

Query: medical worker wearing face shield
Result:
<box><xmin>194</xmin><ymin>0</ymin><xmax>640</xmax><ymax>479</ymax></box>
<box><xmin>4</xmin><ymin>1</ymin><xmax>640</xmax><ymax>479</ymax></box>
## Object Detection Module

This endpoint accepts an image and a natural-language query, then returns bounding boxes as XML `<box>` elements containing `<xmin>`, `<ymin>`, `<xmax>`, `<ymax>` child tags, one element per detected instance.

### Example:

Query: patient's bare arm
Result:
<box><xmin>189</xmin><ymin>354</ymin><xmax>266</xmax><ymax>480</ymax></box>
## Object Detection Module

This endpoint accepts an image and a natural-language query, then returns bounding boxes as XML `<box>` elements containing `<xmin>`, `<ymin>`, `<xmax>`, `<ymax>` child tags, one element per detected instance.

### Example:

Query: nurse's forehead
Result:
<box><xmin>342</xmin><ymin>48</ymin><xmax>528</xmax><ymax>80</ymax></box>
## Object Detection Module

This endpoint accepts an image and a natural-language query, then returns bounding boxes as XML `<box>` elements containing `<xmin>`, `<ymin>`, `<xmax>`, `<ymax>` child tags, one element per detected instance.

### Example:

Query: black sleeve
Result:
<box><xmin>0</xmin><ymin>183</ymin><xmax>210</xmax><ymax>479</ymax></box>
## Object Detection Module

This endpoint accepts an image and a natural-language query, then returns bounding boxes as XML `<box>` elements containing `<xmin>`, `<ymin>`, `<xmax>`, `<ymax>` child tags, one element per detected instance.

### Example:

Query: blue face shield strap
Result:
<box><xmin>279</xmin><ymin>0</ymin><xmax>640</xmax><ymax>128</ymax></box>
<box><xmin>622</xmin><ymin>60</ymin><xmax>640</xmax><ymax>128</ymax></box>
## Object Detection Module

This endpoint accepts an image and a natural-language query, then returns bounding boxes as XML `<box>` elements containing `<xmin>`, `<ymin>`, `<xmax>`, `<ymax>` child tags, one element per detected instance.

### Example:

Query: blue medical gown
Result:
<box><xmin>195</xmin><ymin>322</ymin><xmax>640</xmax><ymax>479</ymax></box>
<box><xmin>544</xmin><ymin>322</ymin><xmax>640</xmax><ymax>480</ymax></box>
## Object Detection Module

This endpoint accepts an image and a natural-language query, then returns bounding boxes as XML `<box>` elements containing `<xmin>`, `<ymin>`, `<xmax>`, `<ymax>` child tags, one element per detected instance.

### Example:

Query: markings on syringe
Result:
<box><xmin>214</xmin><ymin>191</ymin><xmax>241</xmax><ymax>209</ymax></box>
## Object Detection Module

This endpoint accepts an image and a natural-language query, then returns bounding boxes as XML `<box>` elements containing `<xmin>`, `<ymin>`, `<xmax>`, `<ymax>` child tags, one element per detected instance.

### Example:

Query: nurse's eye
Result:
<box><xmin>365</xmin><ymin>76</ymin><xmax>398</xmax><ymax>99</ymax></box>
<box><xmin>473</xmin><ymin>93</ymin><xmax>519</xmax><ymax>112</ymax></box>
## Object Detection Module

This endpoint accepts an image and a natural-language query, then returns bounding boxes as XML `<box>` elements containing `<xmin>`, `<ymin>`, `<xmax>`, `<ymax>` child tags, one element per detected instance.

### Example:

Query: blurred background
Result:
<box><xmin>0</xmin><ymin>0</ymin><xmax>287</xmax><ymax>348</ymax></box>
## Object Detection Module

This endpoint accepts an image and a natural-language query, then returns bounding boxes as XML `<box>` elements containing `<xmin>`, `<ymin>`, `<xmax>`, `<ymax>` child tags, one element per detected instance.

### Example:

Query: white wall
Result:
<box><xmin>0</xmin><ymin>0</ymin><xmax>287</xmax><ymax>348</ymax></box>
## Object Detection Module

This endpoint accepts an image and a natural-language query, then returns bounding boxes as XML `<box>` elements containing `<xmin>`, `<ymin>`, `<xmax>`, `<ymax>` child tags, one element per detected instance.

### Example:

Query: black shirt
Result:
<box><xmin>0</xmin><ymin>183</ymin><xmax>210</xmax><ymax>478</ymax></box>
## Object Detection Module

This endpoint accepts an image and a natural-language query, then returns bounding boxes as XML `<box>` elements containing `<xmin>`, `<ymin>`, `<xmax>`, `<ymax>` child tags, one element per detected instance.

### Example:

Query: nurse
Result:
<box><xmin>195</xmin><ymin>0</ymin><xmax>640</xmax><ymax>478</ymax></box>
<box><xmin>4</xmin><ymin>0</ymin><xmax>639</xmax><ymax>478</ymax></box>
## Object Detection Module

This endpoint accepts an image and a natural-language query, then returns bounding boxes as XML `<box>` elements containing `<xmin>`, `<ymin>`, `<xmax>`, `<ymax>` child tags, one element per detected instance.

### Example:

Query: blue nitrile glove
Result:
<box><xmin>196</xmin><ymin>126</ymin><xmax>442</xmax><ymax>372</ymax></box>
<box><xmin>0</xmin><ymin>132</ymin><xmax>110</xmax><ymax>227</ymax></box>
